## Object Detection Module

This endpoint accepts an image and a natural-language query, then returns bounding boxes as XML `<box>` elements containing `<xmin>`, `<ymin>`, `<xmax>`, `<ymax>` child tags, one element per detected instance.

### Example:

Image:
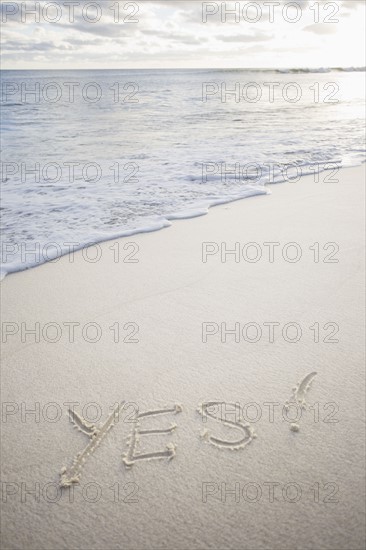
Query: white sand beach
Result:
<box><xmin>1</xmin><ymin>165</ymin><xmax>365</xmax><ymax>550</ymax></box>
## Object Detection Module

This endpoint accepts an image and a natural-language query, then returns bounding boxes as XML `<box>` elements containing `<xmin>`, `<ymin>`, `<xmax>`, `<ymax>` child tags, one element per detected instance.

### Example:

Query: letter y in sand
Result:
<box><xmin>60</xmin><ymin>402</ymin><xmax>125</xmax><ymax>487</ymax></box>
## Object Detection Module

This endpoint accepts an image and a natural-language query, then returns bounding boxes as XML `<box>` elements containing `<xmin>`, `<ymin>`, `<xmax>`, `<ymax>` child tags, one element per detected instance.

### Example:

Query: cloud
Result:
<box><xmin>304</xmin><ymin>23</ymin><xmax>338</xmax><ymax>35</ymax></box>
<box><xmin>2</xmin><ymin>40</ymin><xmax>68</xmax><ymax>52</ymax></box>
<box><xmin>56</xmin><ymin>20</ymin><xmax>136</xmax><ymax>39</ymax></box>
<box><xmin>216</xmin><ymin>31</ymin><xmax>273</xmax><ymax>43</ymax></box>
<box><xmin>142</xmin><ymin>29</ymin><xmax>207</xmax><ymax>45</ymax></box>
<box><xmin>342</xmin><ymin>0</ymin><xmax>365</xmax><ymax>9</ymax></box>
<box><xmin>0</xmin><ymin>0</ymin><xmax>364</xmax><ymax>68</ymax></box>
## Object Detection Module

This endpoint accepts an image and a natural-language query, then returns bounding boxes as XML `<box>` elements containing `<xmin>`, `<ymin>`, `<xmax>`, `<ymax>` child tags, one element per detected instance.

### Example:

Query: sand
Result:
<box><xmin>1</xmin><ymin>165</ymin><xmax>365</xmax><ymax>550</ymax></box>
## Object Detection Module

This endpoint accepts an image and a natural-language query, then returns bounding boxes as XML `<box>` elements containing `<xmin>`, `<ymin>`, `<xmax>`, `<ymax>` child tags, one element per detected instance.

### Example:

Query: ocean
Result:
<box><xmin>1</xmin><ymin>68</ymin><xmax>365</xmax><ymax>277</ymax></box>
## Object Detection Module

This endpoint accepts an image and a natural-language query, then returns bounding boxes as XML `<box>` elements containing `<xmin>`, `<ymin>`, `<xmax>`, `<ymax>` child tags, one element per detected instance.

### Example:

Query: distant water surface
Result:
<box><xmin>1</xmin><ymin>69</ymin><xmax>365</xmax><ymax>276</ymax></box>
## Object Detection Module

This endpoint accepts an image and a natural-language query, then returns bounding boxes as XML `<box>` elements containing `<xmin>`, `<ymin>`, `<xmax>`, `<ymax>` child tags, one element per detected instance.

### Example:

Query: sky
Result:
<box><xmin>1</xmin><ymin>0</ymin><xmax>365</xmax><ymax>69</ymax></box>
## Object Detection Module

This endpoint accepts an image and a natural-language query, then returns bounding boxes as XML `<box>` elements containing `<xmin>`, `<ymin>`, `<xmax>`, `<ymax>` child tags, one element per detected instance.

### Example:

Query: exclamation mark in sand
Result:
<box><xmin>285</xmin><ymin>372</ymin><xmax>317</xmax><ymax>432</ymax></box>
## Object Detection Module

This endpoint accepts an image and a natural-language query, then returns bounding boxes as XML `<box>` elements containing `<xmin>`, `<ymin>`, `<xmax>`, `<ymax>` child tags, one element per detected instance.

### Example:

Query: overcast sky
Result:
<box><xmin>1</xmin><ymin>0</ymin><xmax>365</xmax><ymax>69</ymax></box>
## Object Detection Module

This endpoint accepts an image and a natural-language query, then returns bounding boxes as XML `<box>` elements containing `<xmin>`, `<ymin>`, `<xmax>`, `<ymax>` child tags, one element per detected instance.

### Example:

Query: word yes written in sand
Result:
<box><xmin>60</xmin><ymin>372</ymin><xmax>316</xmax><ymax>487</ymax></box>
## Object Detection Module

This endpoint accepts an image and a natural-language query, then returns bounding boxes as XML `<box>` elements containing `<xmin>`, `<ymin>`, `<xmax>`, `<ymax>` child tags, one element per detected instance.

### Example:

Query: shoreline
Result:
<box><xmin>2</xmin><ymin>161</ymin><xmax>364</xmax><ymax>280</ymax></box>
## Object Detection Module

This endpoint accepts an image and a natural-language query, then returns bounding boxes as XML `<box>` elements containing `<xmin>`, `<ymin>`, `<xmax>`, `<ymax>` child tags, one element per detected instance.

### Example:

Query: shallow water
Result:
<box><xmin>1</xmin><ymin>69</ymin><xmax>365</xmax><ymax>276</ymax></box>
